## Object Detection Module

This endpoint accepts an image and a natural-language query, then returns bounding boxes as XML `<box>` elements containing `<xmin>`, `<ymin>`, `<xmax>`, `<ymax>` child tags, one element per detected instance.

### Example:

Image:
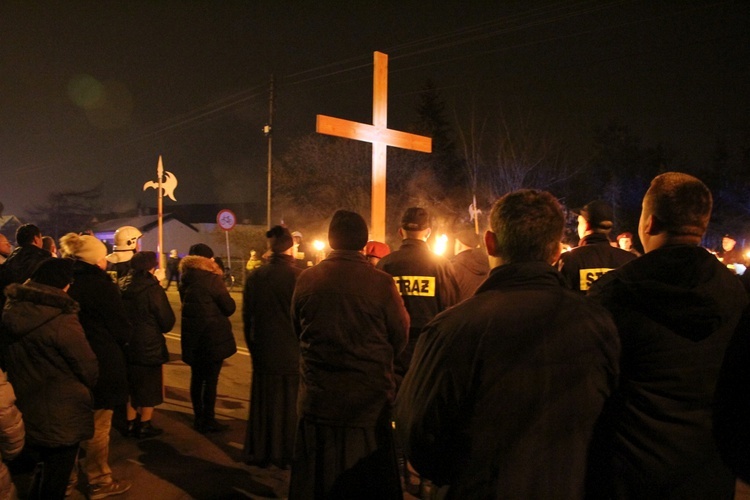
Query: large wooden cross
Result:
<box><xmin>316</xmin><ymin>51</ymin><xmax>432</xmax><ymax>242</ymax></box>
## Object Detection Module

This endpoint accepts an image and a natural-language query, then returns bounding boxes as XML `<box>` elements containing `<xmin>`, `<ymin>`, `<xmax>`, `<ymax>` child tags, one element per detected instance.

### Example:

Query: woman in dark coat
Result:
<box><xmin>242</xmin><ymin>226</ymin><xmax>302</xmax><ymax>468</ymax></box>
<box><xmin>179</xmin><ymin>243</ymin><xmax>236</xmax><ymax>433</ymax></box>
<box><xmin>119</xmin><ymin>251</ymin><xmax>176</xmax><ymax>438</ymax></box>
<box><xmin>59</xmin><ymin>232</ymin><xmax>132</xmax><ymax>498</ymax></box>
<box><xmin>1</xmin><ymin>258</ymin><xmax>98</xmax><ymax>499</ymax></box>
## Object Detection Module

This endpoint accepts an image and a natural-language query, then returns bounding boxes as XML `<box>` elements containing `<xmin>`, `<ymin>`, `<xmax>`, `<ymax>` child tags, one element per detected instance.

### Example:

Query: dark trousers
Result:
<box><xmin>27</xmin><ymin>443</ymin><xmax>79</xmax><ymax>500</ymax></box>
<box><xmin>190</xmin><ymin>359</ymin><xmax>223</xmax><ymax>421</ymax></box>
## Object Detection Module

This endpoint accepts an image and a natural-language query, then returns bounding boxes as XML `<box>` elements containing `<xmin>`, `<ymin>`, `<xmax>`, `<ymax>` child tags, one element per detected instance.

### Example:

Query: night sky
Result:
<box><xmin>1</xmin><ymin>0</ymin><xmax>747</xmax><ymax>219</ymax></box>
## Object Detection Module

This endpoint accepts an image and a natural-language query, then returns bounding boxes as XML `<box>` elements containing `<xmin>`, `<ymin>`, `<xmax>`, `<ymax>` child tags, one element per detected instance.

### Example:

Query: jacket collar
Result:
<box><xmin>476</xmin><ymin>261</ymin><xmax>567</xmax><ymax>294</ymax></box>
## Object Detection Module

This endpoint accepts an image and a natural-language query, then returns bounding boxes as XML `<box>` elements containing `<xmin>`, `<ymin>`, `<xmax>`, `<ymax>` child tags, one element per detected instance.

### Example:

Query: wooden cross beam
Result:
<box><xmin>316</xmin><ymin>51</ymin><xmax>432</xmax><ymax>242</ymax></box>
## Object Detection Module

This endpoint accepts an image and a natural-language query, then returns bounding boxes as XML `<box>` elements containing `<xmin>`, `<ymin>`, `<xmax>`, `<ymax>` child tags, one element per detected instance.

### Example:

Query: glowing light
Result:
<box><xmin>432</xmin><ymin>234</ymin><xmax>448</xmax><ymax>256</ymax></box>
<box><xmin>313</xmin><ymin>240</ymin><xmax>325</xmax><ymax>251</ymax></box>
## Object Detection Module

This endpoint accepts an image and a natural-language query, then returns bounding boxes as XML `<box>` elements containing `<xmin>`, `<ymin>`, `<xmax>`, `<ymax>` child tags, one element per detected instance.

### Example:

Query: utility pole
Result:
<box><xmin>264</xmin><ymin>75</ymin><xmax>274</xmax><ymax>229</ymax></box>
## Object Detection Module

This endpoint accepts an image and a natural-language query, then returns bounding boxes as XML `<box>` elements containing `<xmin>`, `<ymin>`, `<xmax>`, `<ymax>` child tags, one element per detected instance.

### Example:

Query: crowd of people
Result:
<box><xmin>0</xmin><ymin>170</ymin><xmax>748</xmax><ymax>499</ymax></box>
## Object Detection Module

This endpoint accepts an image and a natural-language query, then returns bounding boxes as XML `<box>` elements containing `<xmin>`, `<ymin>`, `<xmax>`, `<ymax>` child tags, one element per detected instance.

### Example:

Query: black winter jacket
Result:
<box><xmin>395</xmin><ymin>262</ymin><xmax>619</xmax><ymax>499</ymax></box>
<box><xmin>179</xmin><ymin>256</ymin><xmax>236</xmax><ymax>365</ymax></box>
<box><xmin>119</xmin><ymin>270</ymin><xmax>175</xmax><ymax>366</ymax></box>
<box><xmin>0</xmin><ymin>245</ymin><xmax>51</xmax><ymax>306</ymax></box>
<box><xmin>243</xmin><ymin>253</ymin><xmax>302</xmax><ymax>374</ymax></box>
<box><xmin>557</xmin><ymin>232</ymin><xmax>636</xmax><ymax>293</ymax></box>
<box><xmin>588</xmin><ymin>245</ymin><xmax>748</xmax><ymax>498</ymax></box>
<box><xmin>2</xmin><ymin>282</ymin><xmax>98</xmax><ymax>446</ymax></box>
<box><xmin>68</xmin><ymin>259</ymin><xmax>132</xmax><ymax>409</ymax></box>
<box><xmin>293</xmin><ymin>250</ymin><xmax>409</xmax><ymax>427</ymax></box>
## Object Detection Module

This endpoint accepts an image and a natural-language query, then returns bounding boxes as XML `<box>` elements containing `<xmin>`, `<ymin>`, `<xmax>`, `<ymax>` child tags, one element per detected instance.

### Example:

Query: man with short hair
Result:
<box><xmin>289</xmin><ymin>210</ymin><xmax>409</xmax><ymax>499</ymax></box>
<box><xmin>0</xmin><ymin>224</ymin><xmax>50</xmax><ymax>307</ymax></box>
<box><xmin>557</xmin><ymin>200</ymin><xmax>635</xmax><ymax>293</ymax></box>
<box><xmin>376</xmin><ymin>207</ymin><xmax>459</xmax><ymax>378</ymax></box>
<box><xmin>587</xmin><ymin>172</ymin><xmax>748</xmax><ymax>498</ymax></box>
<box><xmin>394</xmin><ymin>190</ymin><xmax>620</xmax><ymax>498</ymax></box>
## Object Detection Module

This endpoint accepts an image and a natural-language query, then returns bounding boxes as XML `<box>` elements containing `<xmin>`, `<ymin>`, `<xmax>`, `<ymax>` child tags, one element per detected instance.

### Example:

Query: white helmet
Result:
<box><xmin>113</xmin><ymin>226</ymin><xmax>142</xmax><ymax>251</ymax></box>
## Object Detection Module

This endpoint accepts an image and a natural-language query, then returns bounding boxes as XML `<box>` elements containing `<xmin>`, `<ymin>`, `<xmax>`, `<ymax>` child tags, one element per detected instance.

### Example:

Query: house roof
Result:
<box><xmin>0</xmin><ymin>215</ymin><xmax>22</xmax><ymax>229</ymax></box>
<box><xmin>92</xmin><ymin>214</ymin><xmax>197</xmax><ymax>233</ymax></box>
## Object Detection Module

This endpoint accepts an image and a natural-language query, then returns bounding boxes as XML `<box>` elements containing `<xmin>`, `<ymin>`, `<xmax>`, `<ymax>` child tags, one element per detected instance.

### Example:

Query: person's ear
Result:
<box><xmin>484</xmin><ymin>230</ymin><xmax>498</xmax><ymax>256</ymax></box>
<box><xmin>643</xmin><ymin>214</ymin><xmax>661</xmax><ymax>235</ymax></box>
<box><xmin>398</xmin><ymin>228</ymin><xmax>405</xmax><ymax>239</ymax></box>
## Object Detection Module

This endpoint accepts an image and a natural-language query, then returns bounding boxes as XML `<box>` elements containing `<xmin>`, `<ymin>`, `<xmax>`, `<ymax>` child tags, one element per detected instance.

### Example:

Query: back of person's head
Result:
<box><xmin>576</xmin><ymin>200</ymin><xmax>614</xmax><ymax>233</ymax></box>
<box><xmin>489</xmin><ymin>189</ymin><xmax>564</xmax><ymax>264</ymax></box>
<box><xmin>644</xmin><ymin>172</ymin><xmax>711</xmax><ymax>238</ymax></box>
<box><xmin>328</xmin><ymin>210</ymin><xmax>368</xmax><ymax>251</ymax></box>
<box><xmin>42</xmin><ymin>235</ymin><xmax>56</xmax><ymax>253</ymax></box>
<box><xmin>16</xmin><ymin>224</ymin><xmax>41</xmax><ymax>246</ymax></box>
<box><xmin>58</xmin><ymin>232</ymin><xmax>107</xmax><ymax>266</ymax></box>
<box><xmin>31</xmin><ymin>258</ymin><xmax>74</xmax><ymax>289</ymax></box>
<box><xmin>455</xmin><ymin>225</ymin><xmax>481</xmax><ymax>250</ymax></box>
<box><xmin>400</xmin><ymin>207</ymin><xmax>430</xmax><ymax>237</ymax></box>
<box><xmin>131</xmin><ymin>251</ymin><xmax>158</xmax><ymax>272</ymax></box>
<box><xmin>188</xmin><ymin>243</ymin><xmax>214</xmax><ymax>258</ymax></box>
<box><xmin>267</xmin><ymin>225</ymin><xmax>294</xmax><ymax>253</ymax></box>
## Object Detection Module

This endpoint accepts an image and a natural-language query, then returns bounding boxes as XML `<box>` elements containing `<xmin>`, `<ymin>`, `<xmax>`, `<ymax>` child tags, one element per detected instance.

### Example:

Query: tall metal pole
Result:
<box><xmin>265</xmin><ymin>75</ymin><xmax>274</xmax><ymax>229</ymax></box>
<box><xmin>157</xmin><ymin>156</ymin><xmax>165</xmax><ymax>271</ymax></box>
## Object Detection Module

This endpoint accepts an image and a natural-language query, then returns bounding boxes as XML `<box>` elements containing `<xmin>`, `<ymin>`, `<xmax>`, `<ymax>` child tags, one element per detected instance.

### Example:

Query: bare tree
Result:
<box><xmin>27</xmin><ymin>185</ymin><xmax>103</xmax><ymax>239</ymax></box>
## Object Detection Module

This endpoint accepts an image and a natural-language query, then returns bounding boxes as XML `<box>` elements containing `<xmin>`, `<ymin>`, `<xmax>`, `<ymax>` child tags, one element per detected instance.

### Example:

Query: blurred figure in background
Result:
<box><xmin>451</xmin><ymin>225</ymin><xmax>489</xmax><ymax>302</ymax></box>
<box><xmin>164</xmin><ymin>249</ymin><xmax>181</xmax><ymax>290</ymax></box>
<box><xmin>0</xmin><ymin>234</ymin><xmax>12</xmax><ymax>264</ymax></box>
<box><xmin>616</xmin><ymin>231</ymin><xmax>641</xmax><ymax>257</ymax></box>
<box><xmin>242</xmin><ymin>226</ymin><xmax>301</xmax><ymax>468</ymax></box>
<box><xmin>42</xmin><ymin>236</ymin><xmax>58</xmax><ymax>258</ymax></box>
<box><xmin>364</xmin><ymin>240</ymin><xmax>390</xmax><ymax>267</ymax></box>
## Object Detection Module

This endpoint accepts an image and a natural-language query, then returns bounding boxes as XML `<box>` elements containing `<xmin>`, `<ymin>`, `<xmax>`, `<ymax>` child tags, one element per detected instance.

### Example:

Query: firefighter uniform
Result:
<box><xmin>557</xmin><ymin>232</ymin><xmax>636</xmax><ymax>293</ymax></box>
<box><xmin>377</xmin><ymin>238</ymin><xmax>460</xmax><ymax>377</ymax></box>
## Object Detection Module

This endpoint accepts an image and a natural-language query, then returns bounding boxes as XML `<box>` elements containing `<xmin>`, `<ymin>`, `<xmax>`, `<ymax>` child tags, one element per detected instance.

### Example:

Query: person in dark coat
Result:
<box><xmin>0</xmin><ymin>223</ymin><xmax>50</xmax><ymax>308</ymax></box>
<box><xmin>119</xmin><ymin>251</ymin><xmax>175</xmax><ymax>439</ymax></box>
<box><xmin>2</xmin><ymin>258</ymin><xmax>96</xmax><ymax>499</ymax></box>
<box><xmin>587</xmin><ymin>172</ymin><xmax>748</xmax><ymax>499</ymax></box>
<box><xmin>557</xmin><ymin>200</ymin><xmax>636</xmax><ymax>293</ymax></box>
<box><xmin>450</xmin><ymin>225</ymin><xmax>489</xmax><ymax>302</ymax></box>
<box><xmin>178</xmin><ymin>243</ymin><xmax>237</xmax><ymax>434</ymax></box>
<box><xmin>59</xmin><ymin>233</ymin><xmax>132</xmax><ymax>499</ymax></box>
<box><xmin>242</xmin><ymin>226</ymin><xmax>302</xmax><ymax>468</ymax></box>
<box><xmin>394</xmin><ymin>190</ymin><xmax>620</xmax><ymax>499</ymax></box>
<box><xmin>289</xmin><ymin>210</ymin><xmax>410</xmax><ymax>500</ymax></box>
<box><xmin>714</xmin><ymin>283</ymin><xmax>750</xmax><ymax>497</ymax></box>
<box><xmin>164</xmin><ymin>249</ymin><xmax>181</xmax><ymax>290</ymax></box>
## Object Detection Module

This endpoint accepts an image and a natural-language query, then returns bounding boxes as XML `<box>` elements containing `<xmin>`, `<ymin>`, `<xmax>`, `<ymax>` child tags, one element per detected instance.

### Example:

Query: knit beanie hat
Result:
<box><xmin>267</xmin><ymin>226</ymin><xmax>293</xmax><ymax>253</ymax></box>
<box><xmin>131</xmin><ymin>251</ymin><xmax>158</xmax><ymax>271</ymax></box>
<box><xmin>31</xmin><ymin>258</ymin><xmax>74</xmax><ymax>289</ymax></box>
<box><xmin>59</xmin><ymin>233</ymin><xmax>107</xmax><ymax>266</ymax></box>
<box><xmin>188</xmin><ymin>243</ymin><xmax>214</xmax><ymax>258</ymax></box>
<box><xmin>328</xmin><ymin>210</ymin><xmax>368</xmax><ymax>251</ymax></box>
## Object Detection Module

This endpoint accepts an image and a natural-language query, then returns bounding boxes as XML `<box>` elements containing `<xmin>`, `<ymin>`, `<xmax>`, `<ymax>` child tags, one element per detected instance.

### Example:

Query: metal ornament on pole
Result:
<box><xmin>143</xmin><ymin>155</ymin><xmax>178</xmax><ymax>272</ymax></box>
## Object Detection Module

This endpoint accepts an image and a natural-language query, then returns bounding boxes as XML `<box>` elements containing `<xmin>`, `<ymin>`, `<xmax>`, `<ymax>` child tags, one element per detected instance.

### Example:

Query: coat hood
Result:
<box><xmin>592</xmin><ymin>245</ymin><xmax>744</xmax><ymax>341</ymax></box>
<box><xmin>2</xmin><ymin>282</ymin><xmax>79</xmax><ymax>339</ymax></box>
<box><xmin>119</xmin><ymin>271</ymin><xmax>160</xmax><ymax>297</ymax></box>
<box><xmin>179</xmin><ymin>255</ymin><xmax>222</xmax><ymax>276</ymax></box>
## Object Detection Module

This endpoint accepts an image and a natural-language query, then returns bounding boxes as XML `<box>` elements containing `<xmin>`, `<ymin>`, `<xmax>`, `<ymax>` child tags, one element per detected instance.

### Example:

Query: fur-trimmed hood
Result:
<box><xmin>179</xmin><ymin>255</ymin><xmax>223</xmax><ymax>276</ymax></box>
<box><xmin>2</xmin><ymin>281</ymin><xmax>80</xmax><ymax>339</ymax></box>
